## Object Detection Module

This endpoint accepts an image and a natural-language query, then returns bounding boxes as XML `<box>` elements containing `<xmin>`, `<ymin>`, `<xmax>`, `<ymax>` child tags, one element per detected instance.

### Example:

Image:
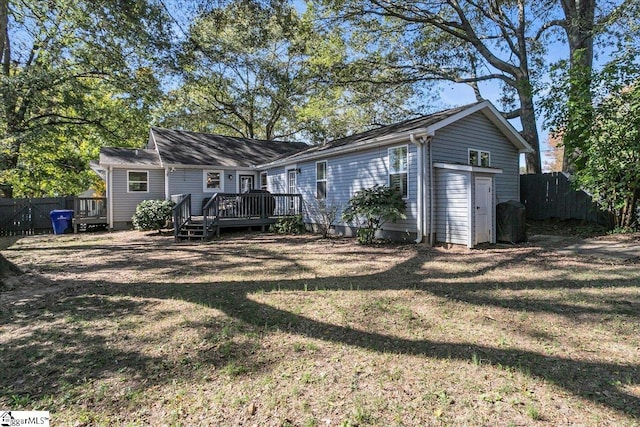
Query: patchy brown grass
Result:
<box><xmin>1</xmin><ymin>230</ymin><xmax>639</xmax><ymax>426</ymax></box>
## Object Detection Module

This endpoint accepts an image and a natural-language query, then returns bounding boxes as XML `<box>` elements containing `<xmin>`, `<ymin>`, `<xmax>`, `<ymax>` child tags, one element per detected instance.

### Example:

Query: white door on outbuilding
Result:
<box><xmin>475</xmin><ymin>177</ymin><xmax>492</xmax><ymax>244</ymax></box>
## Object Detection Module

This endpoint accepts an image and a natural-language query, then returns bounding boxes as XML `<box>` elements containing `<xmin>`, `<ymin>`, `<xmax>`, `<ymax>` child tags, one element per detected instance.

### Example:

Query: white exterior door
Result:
<box><xmin>287</xmin><ymin>169</ymin><xmax>297</xmax><ymax>211</ymax></box>
<box><xmin>239</xmin><ymin>175</ymin><xmax>254</xmax><ymax>193</ymax></box>
<box><xmin>475</xmin><ymin>177</ymin><xmax>492</xmax><ymax>244</ymax></box>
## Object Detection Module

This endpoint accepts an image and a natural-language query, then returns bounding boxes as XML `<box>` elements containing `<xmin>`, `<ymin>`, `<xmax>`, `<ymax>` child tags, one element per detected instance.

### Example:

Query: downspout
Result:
<box><xmin>428</xmin><ymin>136</ymin><xmax>435</xmax><ymax>246</ymax></box>
<box><xmin>410</xmin><ymin>134</ymin><xmax>424</xmax><ymax>243</ymax></box>
<box><xmin>164</xmin><ymin>168</ymin><xmax>170</xmax><ymax>201</ymax></box>
<box><xmin>108</xmin><ymin>166</ymin><xmax>113</xmax><ymax>230</ymax></box>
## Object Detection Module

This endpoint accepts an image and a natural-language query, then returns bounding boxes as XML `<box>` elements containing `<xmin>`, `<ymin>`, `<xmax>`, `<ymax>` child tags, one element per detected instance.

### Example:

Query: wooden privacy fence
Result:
<box><xmin>0</xmin><ymin>196</ymin><xmax>75</xmax><ymax>236</ymax></box>
<box><xmin>520</xmin><ymin>173</ymin><xmax>612</xmax><ymax>226</ymax></box>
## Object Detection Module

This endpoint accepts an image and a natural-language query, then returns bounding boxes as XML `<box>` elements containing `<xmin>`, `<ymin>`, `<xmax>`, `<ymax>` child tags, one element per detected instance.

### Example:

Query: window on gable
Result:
<box><xmin>389</xmin><ymin>146</ymin><xmax>408</xmax><ymax>198</ymax></box>
<box><xmin>316</xmin><ymin>161</ymin><xmax>327</xmax><ymax>199</ymax></box>
<box><xmin>128</xmin><ymin>171</ymin><xmax>148</xmax><ymax>192</ymax></box>
<box><xmin>469</xmin><ymin>149</ymin><xmax>490</xmax><ymax>167</ymax></box>
<box><xmin>203</xmin><ymin>170</ymin><xmax>223</xmax><ymax>192</ymax></box>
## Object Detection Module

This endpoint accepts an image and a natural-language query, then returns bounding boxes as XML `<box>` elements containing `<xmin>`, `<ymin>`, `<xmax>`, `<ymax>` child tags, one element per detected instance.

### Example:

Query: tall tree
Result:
<box><xmin>539</xmin><ymin>0</ymin><xmax>635</xmax><ymax>172</ymax></box>
<box><xmin>319</xmin><ymin>0</ymin><xmax>548</xmax><ymax>173</ymax></box>
<box><xmin>160</xmin><ymin>0</ymin><xmax>417</xmax><ymax>142</ymax></box>
<box><xmin>0</xmin><ymin>0</ymin><xmax>169</xmax><ymax>197</ymax></box>
<box><xmin>572</xmin><ymin>51</ymin><xmax>640</xmax><ymax>228</ymax></box>
<box><xmin>320</xmin><ymin>0</ymin><xmax>639</xmax><ymax>174</ymax></box>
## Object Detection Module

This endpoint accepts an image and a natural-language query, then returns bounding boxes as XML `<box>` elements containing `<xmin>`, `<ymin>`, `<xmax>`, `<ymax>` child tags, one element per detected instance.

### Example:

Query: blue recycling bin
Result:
<box><xmin>50</xmin><ymin>210</ymin><xmax>74</xmax><ymax>235</ymax></box>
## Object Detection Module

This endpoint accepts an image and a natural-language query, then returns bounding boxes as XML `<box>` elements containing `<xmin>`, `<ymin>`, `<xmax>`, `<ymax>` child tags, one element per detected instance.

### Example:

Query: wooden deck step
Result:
<box><xmin>176</xmin><ymin>221</ymin><xmax>207</xmax><ymax>241</ymax></box>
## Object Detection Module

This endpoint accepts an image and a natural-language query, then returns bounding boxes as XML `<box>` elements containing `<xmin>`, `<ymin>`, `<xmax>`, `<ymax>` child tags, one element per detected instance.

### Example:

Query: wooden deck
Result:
<box><xmin>173</xmin><ymin>192</ymin><xmax>302</xmax><ymax>241</ymax></box>
<box><xmin>72</xmin><ymin>197</ymin><xmax>108</xmax><ymax>232</ymax></box>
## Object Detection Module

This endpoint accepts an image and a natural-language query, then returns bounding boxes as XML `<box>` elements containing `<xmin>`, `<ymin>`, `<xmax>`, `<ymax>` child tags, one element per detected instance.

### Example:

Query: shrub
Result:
<box><xmin>311</xmin><ymin>199</ymin><xmax>339</xmax><ymax>238</ymax></box>
<box><xmin>342</xmin><ymin>185</ymin><xmax>406</xmax><ymax>244</ymax></box>
<box><xmin>132</xmin><ymin>199</ymin><xmax>174</xmax><ymax>233</ymax></box>
<box><xmin>270</xmin><ymin>215</ymin><xmax>305</xmax><ymax>234</ymax></box>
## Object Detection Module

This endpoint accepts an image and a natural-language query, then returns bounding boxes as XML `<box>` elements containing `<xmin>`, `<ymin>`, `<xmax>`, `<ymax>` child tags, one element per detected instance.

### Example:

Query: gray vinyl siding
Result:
<box><xmin>435</xmin><ymin>169</ymin><xmax>470</xmax><ymax>245</ymax></box>
<box><xmin>267</xmin><ymin>143</ymin><xmax>418</xmax><ymax>236</ymax></box>
<box><xmin>431</xmin><ymin>111</ymin><xmax>520</xmax><ymax>203</ymax></box>
<box><xmin>111</xmin><ymin>168</ymin><xmax>165</xmax><ymax>224</ymax></box>
<box><xmin>168</xmin><ymin>168</ymin><xmax>246</xmax><ymax>215</ymax></box>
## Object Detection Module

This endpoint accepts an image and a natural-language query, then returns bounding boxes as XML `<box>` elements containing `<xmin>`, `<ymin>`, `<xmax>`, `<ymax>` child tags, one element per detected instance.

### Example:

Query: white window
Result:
<box><xmin>389</xmin><ymin>146</ymin><xmax>408</xmax><ymax>198</ymax></box>
<box><xmin>316</xmin><ymin>161</ymin><xmax>327</xmax><ymax>199</ymax></box>
<box><xmin>127</xmin><ymin>170</ymin><xmax>148</xmax><ymax>192</ymax></box>
<box><xmin>469</xmin><ymin>149</ymin><xmax>490</xmax><ymax>167</ymax></box>
<box><xmin>203</xmin><ymin>170</ymin><xmax>223</xmax><ymax>192</ymax></box>
<box><xmin>260</xmin><ymin>172</ymin><xmax>268</xmax><ymax>191</ymax></box>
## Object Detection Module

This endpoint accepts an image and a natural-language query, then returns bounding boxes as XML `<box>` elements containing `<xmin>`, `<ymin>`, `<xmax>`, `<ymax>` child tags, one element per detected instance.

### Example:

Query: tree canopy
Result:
<box><xmin>1</xmin><ymin>0</ymin><xmax>638</xmax><ymax>199</ymax></box>
<box><xmin>0</xmin><ymin>0</ymin><xmax>170</xmax><ymax>197</ymax></box>
<box><xmin>571</xmin><ymin>50</ymin><xmax>640</xmax><ymax>229</ymax></box>
<box><xmin>158</xmin><ymin>0</ymin><xmax>418</xmax><ymax>143</ymax></box>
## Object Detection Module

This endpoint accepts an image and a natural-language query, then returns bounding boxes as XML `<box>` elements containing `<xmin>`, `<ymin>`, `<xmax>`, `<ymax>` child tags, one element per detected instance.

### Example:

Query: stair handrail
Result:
<box><xmin>172</xmin><ymin>193</ymin><xmax>191</xmax><ymax>241</ymax></box>
<box><xmin>202</xmin><ymin>193</ymin><xmax>220</xmax><ymax>239</ymax></box>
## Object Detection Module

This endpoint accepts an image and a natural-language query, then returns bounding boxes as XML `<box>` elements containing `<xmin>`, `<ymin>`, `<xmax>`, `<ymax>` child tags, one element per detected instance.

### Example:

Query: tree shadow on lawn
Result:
<box><xmin>99</xmin><ymin>249</ymin><xmax>640</xmax><ymax>418</ymax></box>
<box><xmin>1</xmin><ymin>241</ymin><xmax>639</xmax><ymax>419</ymax></box>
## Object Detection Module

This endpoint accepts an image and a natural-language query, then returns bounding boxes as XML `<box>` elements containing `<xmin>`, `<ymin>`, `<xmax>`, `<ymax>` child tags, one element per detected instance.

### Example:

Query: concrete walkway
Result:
<box><xmin>528</xmin><ymin>234</ymin><xmax>640</xmax><ymax>261</ymax></box>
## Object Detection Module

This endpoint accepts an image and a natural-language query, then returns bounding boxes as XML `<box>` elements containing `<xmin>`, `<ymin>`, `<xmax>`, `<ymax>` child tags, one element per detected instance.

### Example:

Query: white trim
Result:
<box><xmin>467</xmin><ymin>172</ymin><xmax>474</xmax><ymax>248</ymax></box>
<box><xmin>410</xmin><ymin>135</ymin><xmax>425</xmax><ymax>243</ymax></box>
<box><xmin>258</xmin><ymin>101</ymin><xmax>533</xmax><ymax>169</ymax></box>
<box><xmin>203</xmin><ymin>170</ymin><xmax>224</xmax><ymax>193</ymax></box>
<box><xmin>468</xmin><ymin>148</ymin><xmax>491</xmax><ymax>167</ymax></box>
<box><xmin>127</xmin><ymin>170</ymin><xmax>149</xmax><ymax>193</ymax></box>
<box><xmin>433</xmin><ymin>162</ymin><xmax>503</xmax><ymax>174</ymax></box>
<box><xmin>108</xmin><ymin>166</ymin><xmax>113</xmax><ymax>230</ymax></box>
<box><xmin>388</xmin><ymin>145</ymin><xmax>409</xmax><ymax>198</ymax></box>
<box><xmin>425</xmin><ymin>100</ymin><xmax>533</xmax><ymax>153</ymax></box>
<box><xmin>287</xmin><ymin>168</ymin><xmax>297</xmax><ymax>194</ymax></box>
<box><xmin>259</xmin><ymin>132</ymin><xmax>428</xmax><ymax>169</ymax></box>
<box><xmin>149</xmin><ymin>129</ymin><xmax>164</xmax><ymax>168</ymax></box>
<box><xmin>164</xmin><ymin>168</ymin><xmax>170</xmax><ymax>200</ymax></box>
<box><xmin>315</xmin><ymin>160</ymin><xmax>327</xmax><ymax>200</ymax></box>
<box><xmin>99</xmin><ymin>163</ymin><xmax>163</xmax><ymax>169</ymax></box>
<box><xmin>166</xmin><ymin>163</ymin><xmax>256</xmax><ymax>171</ymax></box>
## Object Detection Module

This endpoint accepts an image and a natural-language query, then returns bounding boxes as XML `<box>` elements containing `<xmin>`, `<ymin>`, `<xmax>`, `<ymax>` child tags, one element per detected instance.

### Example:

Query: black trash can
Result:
<box><xmin>50</xmin><ymin>209</ymin><xmax>74</xmax><ymax>235</ymax></box>
<box><xmin>496</xmin><ymin>201</ymin><xmax>526</xmax><ymax>243</ymax></box>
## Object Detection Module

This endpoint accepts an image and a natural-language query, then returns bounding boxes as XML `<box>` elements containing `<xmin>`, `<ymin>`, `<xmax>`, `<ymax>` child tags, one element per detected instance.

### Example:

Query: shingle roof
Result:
<box><xmin>273</xmin><ymin>103</ymin><xmax>477</xmax><ymax>163</ymax></box>
<box><xmin>99</xmin><ymin>147</ymin><xmax>161</xmax><ymax>166</ymax></box>
<box><xmin>150</xmin><ymin>127</ymin><xmax>309</xmax><ymax>167</ymax></box>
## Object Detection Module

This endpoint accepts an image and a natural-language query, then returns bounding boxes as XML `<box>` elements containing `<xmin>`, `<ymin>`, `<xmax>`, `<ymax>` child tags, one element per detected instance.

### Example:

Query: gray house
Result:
<box><xmin>92</xmin><ymin>100</ymin><xmax>532</xmax><ymax>247</ymax></box>
<box><xmin>93</xmin><ymin>128</ymin><xmax>307</xmax><ymax>230</ymax></box>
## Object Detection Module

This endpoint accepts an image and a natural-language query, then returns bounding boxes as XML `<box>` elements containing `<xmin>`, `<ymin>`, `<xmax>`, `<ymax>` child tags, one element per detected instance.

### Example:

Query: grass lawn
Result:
<box><xmin>0</xmin><ymin>231</ymin><xmax>638</xmax><ymax>426</ymax></box>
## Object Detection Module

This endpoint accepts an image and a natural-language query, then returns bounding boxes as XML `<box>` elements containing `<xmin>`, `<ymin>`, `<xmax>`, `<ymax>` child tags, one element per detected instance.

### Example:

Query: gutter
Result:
<box><xmin>409</xmin><ymin>134</ymin><xmax>424</xmax><ymax>243</ymax></box>
<box><xmin>108</xmin><ymin>166</ymin><xmax>113</xmax><ymax>230</ymax></box>
<box><xmin>428</xmin><ymin>136</ymin><xmax>435</xmax><ymax>246</ymax></box>
<box><xmin>258</xmin><ymin>129</ymin><xmax>431</xmax><ymax>169</ymax></box>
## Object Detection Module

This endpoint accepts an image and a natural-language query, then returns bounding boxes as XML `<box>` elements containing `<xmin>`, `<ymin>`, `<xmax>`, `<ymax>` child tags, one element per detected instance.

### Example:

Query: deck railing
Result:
<box><xmin>172</xmin><ymin>193</ymin><xmax>191</xmax><ymax>240</ymax></box>
<box><xmin>203</xmin><ymin>192</ymin><xmax>303</xmax><ymax>239</ymax></box>
<box><xmin>207</xmin><ymin>192</ymin><xmax>302</xmax><ymax>218</ymax></box>
<box><xmin>74</xmin><ymin>197</ymin><xmax>107</xmax><ymax>219</ymax></box>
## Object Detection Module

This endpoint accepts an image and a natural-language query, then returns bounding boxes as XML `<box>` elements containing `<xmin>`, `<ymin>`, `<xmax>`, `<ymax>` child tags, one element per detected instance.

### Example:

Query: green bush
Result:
<box><xmin>342</xmin><ymin>185</ymin><xmax>407</xmax><ymax>244</ymax></box>
<box><xmin>270</xmin><ymin>215</ymin><xmax>305</xmax><ymax>234</ymax></box>
<box><xmin>132</xmin><ymin>199</ymin><xmax>174</xmax><ymax>232</ymax></box>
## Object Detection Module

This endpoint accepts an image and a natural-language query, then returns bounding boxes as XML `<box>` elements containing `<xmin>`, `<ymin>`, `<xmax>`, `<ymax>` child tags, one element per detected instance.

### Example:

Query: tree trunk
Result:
<box><xmin>560</xmin><ymin>0</ymin><xmax>596</xmax><ymax>174</ymax></box>
<box><xmin>518</xmin><ymin>83</ymin><xmax>542</xmax><ymax>174</ymax></box>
